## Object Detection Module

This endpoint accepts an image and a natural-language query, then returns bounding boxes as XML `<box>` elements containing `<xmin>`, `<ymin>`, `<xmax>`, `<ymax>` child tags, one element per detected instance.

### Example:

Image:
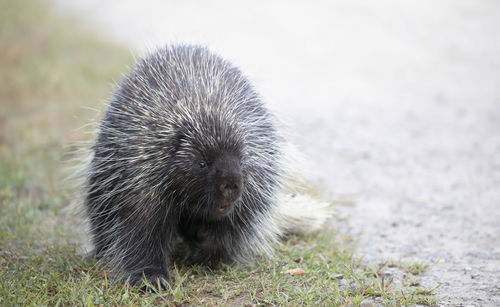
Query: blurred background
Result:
<box><xmin>2</xmin><ymin>0</ymin><xmax>499</xmax><ymax>305</ymax></box>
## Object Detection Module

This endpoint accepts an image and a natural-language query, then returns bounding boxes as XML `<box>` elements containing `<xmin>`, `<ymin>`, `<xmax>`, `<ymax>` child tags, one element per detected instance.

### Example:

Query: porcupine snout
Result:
<box><xmin>213</xmin><ymin>153</ymin><xmax>243</xmax><ymax>216</ymax></box>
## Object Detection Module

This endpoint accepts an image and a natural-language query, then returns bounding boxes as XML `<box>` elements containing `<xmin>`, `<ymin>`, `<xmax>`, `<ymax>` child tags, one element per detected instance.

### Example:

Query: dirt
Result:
<box><xmin>51</xmin><ymin>0</ymin><xmax>500</xmax><ymax>305</ymax></box>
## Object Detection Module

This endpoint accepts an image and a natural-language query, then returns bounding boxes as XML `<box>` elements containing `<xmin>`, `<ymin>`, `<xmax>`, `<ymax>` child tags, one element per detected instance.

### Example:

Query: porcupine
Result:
<box><xmin>84</xmin><ymin>45</ymin><xmax>330</xmax><ymax>287</ymax></box>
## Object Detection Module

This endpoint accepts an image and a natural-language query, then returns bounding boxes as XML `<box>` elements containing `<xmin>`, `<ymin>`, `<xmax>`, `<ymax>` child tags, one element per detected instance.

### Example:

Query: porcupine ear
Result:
<box><xmin>171</xmin><ymin>124</ymin><xmax>192</xmax><ymax>153</ymax></box>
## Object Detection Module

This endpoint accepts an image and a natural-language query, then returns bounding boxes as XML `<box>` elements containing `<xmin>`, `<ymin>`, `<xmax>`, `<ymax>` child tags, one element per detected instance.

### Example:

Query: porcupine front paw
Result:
<box><xmin>194</xmin><ymin>233</ymin><xmax>234</xmax><ymax>268</ymax></box>
<box><xmin>128</xmin><ymin>267</ymin><xmax>171</xmax><ymax>290</ymax></box>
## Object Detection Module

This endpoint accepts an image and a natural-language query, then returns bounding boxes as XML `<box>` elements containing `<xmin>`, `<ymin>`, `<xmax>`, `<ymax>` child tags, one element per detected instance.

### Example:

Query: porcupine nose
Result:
<box><xmin>215</xmin><ymin>153</ymin><xmax>243</xmax><ymax>211</ymax></box>
<box><xmin>219</xmin><ymin>177</ymin><xmax>242</xmax><ymax>201</ymax></box>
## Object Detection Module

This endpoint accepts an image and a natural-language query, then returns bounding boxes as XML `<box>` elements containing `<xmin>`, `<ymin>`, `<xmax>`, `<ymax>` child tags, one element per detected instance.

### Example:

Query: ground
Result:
<box><xmin>51</xmin><ymin>1</ymin><xmax>500</xmax><ymax>305</ymax></box>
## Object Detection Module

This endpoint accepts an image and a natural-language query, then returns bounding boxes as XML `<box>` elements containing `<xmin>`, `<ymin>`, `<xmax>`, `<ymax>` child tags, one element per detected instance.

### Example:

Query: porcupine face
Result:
<box><xmin>199</xmin><ymin>150</ymin><xmax>243</xmax><ymax>220</ymax></box>
<box><xmin>167</xmin><ymin>114</ymin><xmax>245</xmax><ymax>222</ymax></box>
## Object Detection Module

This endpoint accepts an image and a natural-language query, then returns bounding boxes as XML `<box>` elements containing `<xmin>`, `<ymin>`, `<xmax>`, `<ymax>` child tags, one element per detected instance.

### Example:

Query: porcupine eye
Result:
<box><xmin>198</xmin><ymin>161</ymin><xmax>207</xmax><ymax>168</ymax></box>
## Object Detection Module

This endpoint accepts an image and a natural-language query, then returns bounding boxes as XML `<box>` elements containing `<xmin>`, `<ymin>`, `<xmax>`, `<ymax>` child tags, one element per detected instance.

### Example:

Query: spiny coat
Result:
<box><xmin>84</xmin><ymin>45</ymin><xmax>284</xmax><ymax>286</ymax></box>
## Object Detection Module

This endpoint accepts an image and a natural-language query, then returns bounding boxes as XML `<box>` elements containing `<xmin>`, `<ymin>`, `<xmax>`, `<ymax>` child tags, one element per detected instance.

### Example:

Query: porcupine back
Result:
<box><xmin>84</xmin><ymin>45</ymin><xmax>284</xmax><ymax>283</ymax></box>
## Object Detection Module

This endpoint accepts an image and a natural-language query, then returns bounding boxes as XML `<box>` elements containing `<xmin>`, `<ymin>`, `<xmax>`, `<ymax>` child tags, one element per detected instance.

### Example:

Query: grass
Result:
<box><xmin>0</xmin><ymin>0</ymin><xmax>440</xmax><ymax>305</ymax></box>
<box><xmin>386</xmin><ymin>259</ymin><xmax>429</xmax><ymax>276</ymax></box>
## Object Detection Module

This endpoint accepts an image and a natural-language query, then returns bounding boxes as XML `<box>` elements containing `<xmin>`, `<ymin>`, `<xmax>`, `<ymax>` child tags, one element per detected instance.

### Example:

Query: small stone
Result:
<box><xmin>330</xmin><ymin>273</ymin><xmax>344</xmax><ymax>280</ymax></box>
<box><xmin>360</xmin><ymin>299</ymin><xmax>374</xmax><ymax>307</ymax></box>
<box><xmin>383</xmin><ymin>269</ymin><xmax>395</xmax><ymax>276</ymax></box>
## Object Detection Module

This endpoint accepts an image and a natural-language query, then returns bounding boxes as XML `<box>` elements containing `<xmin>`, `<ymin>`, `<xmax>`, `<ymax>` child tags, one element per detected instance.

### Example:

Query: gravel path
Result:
<box><xmin>53</xmin><ymin>1</ymin><xmax>500</xmax><ymax>305</ymax></box>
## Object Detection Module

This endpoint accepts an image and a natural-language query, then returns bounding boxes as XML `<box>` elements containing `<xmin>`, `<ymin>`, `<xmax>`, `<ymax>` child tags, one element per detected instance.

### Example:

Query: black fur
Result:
<box><xmin>84</xmin><ymin>45</ymin><xmax>282</xmax><ymax>286</ymax></box>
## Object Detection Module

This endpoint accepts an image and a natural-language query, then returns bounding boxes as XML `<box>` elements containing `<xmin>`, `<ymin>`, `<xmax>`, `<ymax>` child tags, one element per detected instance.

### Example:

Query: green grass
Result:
<box><xmin>386</xmin><ymin>259</ymin><xmax>430</xmax><ymax>276</ymax></box>
<box><xmin>0</xmin><ymin>0</ymin><xmax>440</xmax><ymax>305</ymax></box>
